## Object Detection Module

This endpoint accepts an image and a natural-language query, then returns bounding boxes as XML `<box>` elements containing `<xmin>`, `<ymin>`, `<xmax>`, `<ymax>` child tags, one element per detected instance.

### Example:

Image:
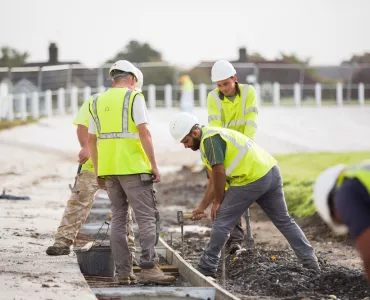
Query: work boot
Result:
<box><xmin>228</xmin><ymin>242</ymin><xmax>242</xmax><ymax>255</ymax></box>
<box><xmin>118</xmin><ymin>274</ymin><xmax>137</xmax><ymax>285</ymax></box>
<box><xmin>196</xmin><ymin>265</ymin><xmax>216</xmax><ymax>279</ymax></box>
<box><xmin>139</xmin><ymin>265</ymin><xmax>176</xmax><ymax>284</ymax></box>
<box><xmin>46</xmin><ymin>244</ymin><xmax>70</xmax><ymax>256</ymax></box>
<box><xmin>132</xmin><ymin>255</ymin><xmax>139</xmax><ymax>266</ymax></box>
<box><xmin>302</xmin><ymin>260</ymin><xmax>321</xmax><ymax>272</ymax></box>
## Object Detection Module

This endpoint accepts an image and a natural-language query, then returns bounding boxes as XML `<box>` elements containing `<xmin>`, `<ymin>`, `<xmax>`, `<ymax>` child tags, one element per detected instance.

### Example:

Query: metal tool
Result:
<box><xmin>177</xmin><ymin>211</ymin><xmax>185</xmax><ymax>258</ymax></box>
<box><xmin>245</xmin><ymin>208</ymin><xmax>254</xmax><ymax>249</ymax></box>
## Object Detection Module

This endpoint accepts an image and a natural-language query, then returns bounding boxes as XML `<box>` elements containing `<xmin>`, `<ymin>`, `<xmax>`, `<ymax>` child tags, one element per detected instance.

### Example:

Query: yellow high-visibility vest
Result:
<box><xmin>207</xmin><ymin>84</ymin><xmax>258</xmax><ymax>139</ymax></box>
<box><xmin>337</xmin><ymin>160</ymin><xmax>370</xmax><ymax>194</ymax></box>
<box><xmin>200</xmin><ymin>126</ymin><xmax>276</xmax><ymax>186</ymax></box>
<box><xmin>89</xmin><ymin>88</ymin><xmax>152</xmax><ymax>177</ymax></box>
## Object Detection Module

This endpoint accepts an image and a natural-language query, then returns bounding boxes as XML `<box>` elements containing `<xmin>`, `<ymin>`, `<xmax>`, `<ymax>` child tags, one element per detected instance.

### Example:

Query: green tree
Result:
<box><xmin>108</xmin><ymin>40</ymin><xmax>162</xmax><ymax>63</ymax></box>
<box><xmin>342</xmin><ymin>52</ymin><xmax>370</xmax><ymax>65</ymax></box>
<box><xmin>278</xmin><ymin>52</ymin><xmax>310</xmax><ymax>65</ymax></box>
<box><xmin>0</xmin><ymin>47</ymin><xmax>28</xmax><ymax>67</ymax></box>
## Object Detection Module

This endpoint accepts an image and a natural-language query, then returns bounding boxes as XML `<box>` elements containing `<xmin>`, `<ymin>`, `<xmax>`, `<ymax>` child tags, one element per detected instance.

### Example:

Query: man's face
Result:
<box><xmin>216</xmin><ymin>76</ymin><xmax>237</xmax><ymax>97</ymax></box>
<box><xmin>181</xmin><ymin>134</ymin><xmax>200</xmax><ymax>151</ymax></box>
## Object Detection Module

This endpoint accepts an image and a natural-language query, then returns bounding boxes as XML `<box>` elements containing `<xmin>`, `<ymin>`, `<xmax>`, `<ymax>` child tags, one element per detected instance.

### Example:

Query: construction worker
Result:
<box><xmin>314</xmin><ymin>161</ymin><xmax>370</xmax><ymax>281</ymax></box>
<box><xmin>88</xmin><ymin>60</ymin><xmax>175</xmax><ymax>285</ymax></box>
<box><xmin>45</xmin><ymin>74</ymin><xmax>141</xmax><ymax>258</ymax></box>
<box><xmin>169</xmin><ymin>112</ymin><xmax>320</xmax><ymax>278</ymax></box>
<box><xmin>179</xmin><ymin>75</ymin><xmax>194</xmax><ymax>112</ymax></box>
<box><xmin>205</xmin><ymin>60</ymin><xmax>259</xmax><ymax>254</ymax></box>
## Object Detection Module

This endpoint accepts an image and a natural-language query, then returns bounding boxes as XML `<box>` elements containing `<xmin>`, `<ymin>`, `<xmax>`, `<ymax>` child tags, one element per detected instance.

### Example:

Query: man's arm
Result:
<box><xmin>207</xmin><ymin>92</ymin><xmax>222</xmax><ymax>127</ymax></box>
<box><xmin>355</xmin><ymin>228</ymin><xmax>370</xmax><ymax>281</ymax></box>
<box><xmin>193</xmin><ymin>169</ymin><xmax>216</xmax><ymax>218</ymax></box>
<box><xmin>88</xmin><ymin>133</ymin><xmax>98</xmax><ymax>176</ymax></box>
<box><xmin>77</xmin><ymin>124</ymin><xmax>89</xmax><ymax>164</ymax></box>
<box><xmin>244</xmin><ymin>85</ymin><xmax>258</xmax><ymax>139</ymax></box>
<box><xmin>211</xmin><ymin>164</ymin><xmax>226</xmax><ymax>204</ymax></box>
<box><xmin>137</xmin><ymin>123</ymin><xmax>161</xmax><ymax>183</ymax></box>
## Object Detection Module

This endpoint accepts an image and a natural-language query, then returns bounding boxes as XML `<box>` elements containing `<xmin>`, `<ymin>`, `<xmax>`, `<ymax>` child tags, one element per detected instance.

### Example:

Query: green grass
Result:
<box><xmin>275</xmin><ymin>152</ymin><xmax>370</xmax><ymax>217</ymax></box>
<box><xmin>0</xmin><ymin>118</ymin><xmax>38</xmax><ymax>131</ymax></box>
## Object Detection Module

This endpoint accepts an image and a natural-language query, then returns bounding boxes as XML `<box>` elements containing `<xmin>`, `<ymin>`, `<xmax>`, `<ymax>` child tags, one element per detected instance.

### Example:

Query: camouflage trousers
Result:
<box><xmin>54</xmin><ymin>170</ymin><xmax>136</xmax><ymax>253</ymax></box>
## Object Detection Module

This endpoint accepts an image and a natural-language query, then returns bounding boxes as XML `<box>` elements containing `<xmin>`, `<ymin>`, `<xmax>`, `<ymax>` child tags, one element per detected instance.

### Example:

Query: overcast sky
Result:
<box><xmin>0</xmin><ymin>0</ymin><xmax>369</xmax><ymax>68</ymax></box>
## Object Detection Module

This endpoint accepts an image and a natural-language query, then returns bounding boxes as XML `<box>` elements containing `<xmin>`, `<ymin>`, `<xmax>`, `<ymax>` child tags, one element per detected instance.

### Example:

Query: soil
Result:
<box><xmin>156</xmin><ymin>167</ymin><xmax>370</xmax><ymax>300</ymax></box>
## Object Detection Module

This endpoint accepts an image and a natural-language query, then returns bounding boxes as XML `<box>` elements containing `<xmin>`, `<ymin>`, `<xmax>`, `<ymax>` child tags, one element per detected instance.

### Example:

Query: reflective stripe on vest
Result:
<box><xmin>200</xmin><ymin>129</ymin><xmax>253</xmax><ymax>176</ymax></box>
<box><xmin>208</xmin><ymin>85</ymin><xmax>258</xmax><ymax>128</ymax></box>
<box><xmin>91</xmin><ymin>90</ymin><xmax>139</xmax><ymax>140</ymax></box>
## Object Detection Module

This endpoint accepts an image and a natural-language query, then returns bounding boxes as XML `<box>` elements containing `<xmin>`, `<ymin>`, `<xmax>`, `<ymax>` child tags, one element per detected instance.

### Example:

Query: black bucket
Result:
<box><xmin>74</xmin><ymin>245</ymin><xmax>115</xmax><ymax>276</ymax></box>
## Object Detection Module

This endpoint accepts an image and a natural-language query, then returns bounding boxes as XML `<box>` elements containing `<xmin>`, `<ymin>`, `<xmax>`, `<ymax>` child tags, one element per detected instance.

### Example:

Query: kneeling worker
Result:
<box><xmin>314</xmin><ymin>161</ymin><xmax>370</xmax><ymax>281</ymax></box>
<box><xmin>169</xmin><ymin>112</ymin><xmax>320</xmax><ymax>278</ymax></box>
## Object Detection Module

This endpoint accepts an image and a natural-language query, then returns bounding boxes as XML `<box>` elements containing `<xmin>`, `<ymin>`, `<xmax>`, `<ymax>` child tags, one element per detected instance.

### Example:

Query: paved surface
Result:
<box><xmin>0</xmin><ymin>106</ymin><xmax>369</xmax><ymax>299</ymax></box>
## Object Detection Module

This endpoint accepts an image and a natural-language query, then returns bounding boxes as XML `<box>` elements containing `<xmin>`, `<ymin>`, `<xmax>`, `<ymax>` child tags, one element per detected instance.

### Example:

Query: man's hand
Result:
<box><xmin>96</xmin><ymin>177</ymin><xmax>106</xmax><ymax>190</ymax></box>
<box><xmin>152</xmin><ymin>165</ymin><xmax>161</xmax><ymax>183</ymax></box>
<box><xmin>211</xmin><ymin>202</ymin><xmax>221</xmax><ymax>220</ymax></box>
<box><xmin>191</xmin><ymin>206</ymin><xmax>206</xmax><ymax>220</ymax></box>
<box><xmin>78</xmin><ymin>146</ymin><xmax>90</xmax><ymax>164</ymax></box>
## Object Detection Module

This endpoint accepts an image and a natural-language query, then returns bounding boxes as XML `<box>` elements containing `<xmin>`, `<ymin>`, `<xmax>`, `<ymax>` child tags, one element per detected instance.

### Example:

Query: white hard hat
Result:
<box><xmin>135</xmin><ymin>67</ymin><xmax>143</xmax><ymax>92</ymax></box>
<box><xmin>169</xmin><ymin>112</ymin><xmax>198</xmax><ymax>142</ymax></box>
<box><xmin>211</xmin><ymin>60</ymin><xmax>236</xmax><ymax>82</ymax></box>
<box><xmin>313</xmin><ymin>164</ymin><xmax>348</xmax><ymax>235</ymax></box>
<box><xmin>109</xmin><ymin>60</ymin><xmax>137</xmax><ymax>80</ymax></box>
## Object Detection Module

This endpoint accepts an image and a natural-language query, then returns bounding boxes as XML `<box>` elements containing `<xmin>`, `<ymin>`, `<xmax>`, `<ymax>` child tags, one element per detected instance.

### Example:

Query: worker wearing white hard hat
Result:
<box><xmin>169</xmin><ymin>112</ymin><xmax>320</xmax><ymax>278</ymax></box>
<box><xmin>45</xmin><ymin>62</ymin><xmax>139</xmax><ymax>261</ymax></box>
<box><xmin>314</xmin><ymin>160</ymin><xmax>370</xmax><ymax>281</ymax></box>
<box><xmin>87</xmin><ymin>60</ymin><xmax>174</xmax><ymax>285</ymax></box>
<box><xmin>204</xmin><ymin>59</ymin><xmax>259</xmax><ymax>254</ymax></box>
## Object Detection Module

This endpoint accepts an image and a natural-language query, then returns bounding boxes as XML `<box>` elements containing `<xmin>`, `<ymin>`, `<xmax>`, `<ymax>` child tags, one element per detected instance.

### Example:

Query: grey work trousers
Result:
<box><xmin>198</xmin><ymin>165</ymin><xmax>317</xmax><ymax>274</ymax></box>
<box><xmin>106</xmin><ymin>174</ymin><xmax>160</xmax><ymax>276</ymax></box>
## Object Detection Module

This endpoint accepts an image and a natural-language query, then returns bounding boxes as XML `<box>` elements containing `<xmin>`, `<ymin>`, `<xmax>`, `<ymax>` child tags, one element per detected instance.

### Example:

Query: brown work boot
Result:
<box><xmin>139</xmin><ymin>265</ymin><xmax>176</xmax><ymax>284</ymax></box>
<box><xmin>118</xmin><ymin>273</ymin><xmax>137</xmax><ymax>285</ymax></box>
<box><xmin>46</xmin><ymin>244</ymin><xmax>70</xmax><ymax>256</ymax></box>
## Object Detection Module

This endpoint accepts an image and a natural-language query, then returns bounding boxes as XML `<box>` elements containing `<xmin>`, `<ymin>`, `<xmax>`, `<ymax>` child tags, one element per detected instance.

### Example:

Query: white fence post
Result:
<box><xmin>58</xmin><ymin>88</ymin><xmax>65</xmax><ymax>115</ymax></box>
<box><xmin>45</xmin><ymin>90</ymin><xmax>52</xmax><ymax>118</ymax></box>
<box><xmin>98</xmin><ymin>86</ymin><xmax>105</xmax><ymax>93</ymax></box>
<box><xmin>20</xmin><ymin>93</ymin><xmax>27</xmax><ymax>121</ymax></box>
<box><xmin>31</xmin><ymin>91</ymin><xmax>39</xmax><ymax>119</ymax></box>
<box><xmin>83</xmin><ymin>86</ymin><xmax>91</xmax><ymax>101</ymax></box>
<box><xmin>315</xmin><ymin>83</ymin><xmax>322</xmax><ymax>107</ymax></box>
<box><xmin>254</xmin><ymin>83</ymin><xmax>261</xmax><ymax>107</ymax></box>
<box><xmin>7</xmin><ymin>94</ymin><xmax>14</xmax><ymax>121</ymax></box>
<box><xmin>164</xmin><ymin>84</ymin><xmax>172</xmax><ymax>108</ymax></box>
<box><xmin>70</xmin><ymin>87</ymin><xmax>78</xmax><ymax>114</ymax></box>
<box><xmin>273</xmin><ymin>82</ymin><xmax>280</xmax><ymax>107</ymax></box>
<box><xmin>294</xmin><ymin>83</ymin><xmax>301</xmax><ymax>107</ymax></box>
<box><xmin>336</xmin><ymin>83</ymin><xmax>343</xmax><ymax>106</ymax></box>
<box><xmin>199</xmin><ymin>84</ymin><xmax>207</xmax><ymax>108</ymax></box>
<box><xmin>359</xmin><ymin>83</ymin><xmax>365</xmax><ymax>106</ymax></box>
<box><xmin>148</xmin><ymin>84</ymin><xmax>156</xmax><ymax>109</ymax></box>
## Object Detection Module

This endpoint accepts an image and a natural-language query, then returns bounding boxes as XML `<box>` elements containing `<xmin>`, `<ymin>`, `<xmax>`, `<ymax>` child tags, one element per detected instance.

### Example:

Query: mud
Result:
<box><xmin>156</xmin><ymin>167</ymin><xmax>370</xmax><ymax>300</ymax></box>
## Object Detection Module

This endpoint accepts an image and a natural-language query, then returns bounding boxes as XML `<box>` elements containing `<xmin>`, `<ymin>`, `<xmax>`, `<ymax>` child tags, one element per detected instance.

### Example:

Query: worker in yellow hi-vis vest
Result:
<box><xmin>179</xmin><ymin>75</ymin><xmax>194</xmax><ymax>112</ymax></box>
<box><xmin>169</xmin><ymin>112</ymin><xmax>320</xmax><ymax>278</ymax></box>
<box><xmin>88</xmin><ymin>60</ymin><xmax>175</xmax><ymax>285</ymax></box>
<box><xmin>314</xmin><ymin>161</ymin><xmax>370</xmax><ymax>281</ymax></box>
<box><xmin>204</xmin><ymin>60</ymin><xmax>258</xmax><ymax>254</ymax></box>
<box><xmin>45</xmin><ymin>68</ymin><xmax>143</xmax><ymax>259</ymax></box>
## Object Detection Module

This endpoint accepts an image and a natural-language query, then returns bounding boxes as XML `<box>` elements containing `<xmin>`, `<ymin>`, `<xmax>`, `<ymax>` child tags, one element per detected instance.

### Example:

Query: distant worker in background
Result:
<box><xmin>88</xmin><ymin>60</ymin><xmax>175</xmax><ymax>285</ymax></box>
<box><xmin>45</xmin><ymin>67</ymin><xmax>143</xmax><ymax>260</ymax></box>
<box><xmin>314</xmin><ymin>160</ymin><xmax>370</xmax><ymax>281</ymax></box>
<box><xmin>169</xmin><ymin>112</ymin><xmax>320</xmax><ymax>278</ymax></box>
<box><xmin>204</xmin><ymin>59</ymin><xmax>259</xmax><ymax>254</ymax></box>
<box><xmin>179</xmin><ymin>75</ymin><xmax>194</xmax><ymax>112</ymax></box>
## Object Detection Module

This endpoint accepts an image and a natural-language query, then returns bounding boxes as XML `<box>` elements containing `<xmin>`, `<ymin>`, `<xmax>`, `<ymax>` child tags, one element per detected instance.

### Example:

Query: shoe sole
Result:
<box><xmin>46</xmin><ymin>250</ymin><xmax>70</xmax><ymax>256</ymax></box>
